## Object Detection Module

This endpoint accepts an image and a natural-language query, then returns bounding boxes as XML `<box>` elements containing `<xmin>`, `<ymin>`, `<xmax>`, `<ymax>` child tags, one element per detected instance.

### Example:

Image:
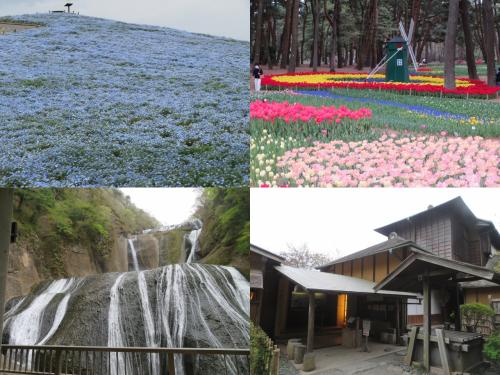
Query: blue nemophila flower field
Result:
<box><xmin>0</xmin><ymin>14</ymin><xmax>249</xmax><ymax>186</ymax></box>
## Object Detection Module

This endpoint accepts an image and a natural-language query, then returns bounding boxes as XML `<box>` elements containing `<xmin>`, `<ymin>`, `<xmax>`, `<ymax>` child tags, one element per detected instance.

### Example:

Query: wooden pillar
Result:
<box><xmin>307</xmin><ymin>291</ymin><xmax>316</xmax><ymax>353</ymax></box>
<box><xmin>422</xmin><ymin>272</ymin><xmax>431</xmax><ymax>372</ymax></box>
<box><xmin>396</xmin><ymin>298</ymin><xmax>401</xmax><ymax>345</ymax></box>
<box><xmin>455</xmin><ymin>285</ymin><xmax>462</xmax><ymax>331</ymax></box>
<box><xmin>0</xmin><ymin>189</ymin><xmax>14</xmax><ymax>357</ymax></box>
<box><xmin>274</xmin><ymin>278</ymin><xmax>290</xmax><ymax>337</ymax></box>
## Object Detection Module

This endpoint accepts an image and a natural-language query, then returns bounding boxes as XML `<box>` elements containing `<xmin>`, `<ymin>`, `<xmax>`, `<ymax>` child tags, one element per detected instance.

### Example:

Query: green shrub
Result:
<box><xmin>250</xmin><ymin>322</ymin><xmax>271</xmax><ymax>375</ymax></box>
<box><xmin>485</xmin><ymin>330</ymin><xmax>500</xmax><ymax>363</ymax></box>
<box><xmin>195</xmin><ymin>188</ymin><xmax>249</xmax><ymax>275</ymax></box>
<box><xmin>460</xmin><ymin>303</ymin><xmax>495</xmax><ymax>332</ymax></box>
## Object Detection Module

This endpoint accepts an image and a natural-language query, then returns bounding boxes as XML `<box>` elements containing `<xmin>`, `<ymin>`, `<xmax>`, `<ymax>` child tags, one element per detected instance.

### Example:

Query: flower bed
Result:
<box><xmin>254</xmin><ymin>134</ymin><xmax>499</xmax><ymax>187</ymax></box>
<box><xmin>0</xmin><ymin>14</ymin><xmax>248</xmax><ymax>186</ymax></box>
<box><xmin>250</xmin><ymin>100</ymin><xmax>372</xmax><ymax>124</ymax></box>
<box><xmin>262</xmin><ymin>72</ymin><xmax>499</xmax><ymax>96</ymax></box>
<box><xmin>251</xmin><ymin>100</ymin><xmax>374</xmax><ymax>142</ymax></box>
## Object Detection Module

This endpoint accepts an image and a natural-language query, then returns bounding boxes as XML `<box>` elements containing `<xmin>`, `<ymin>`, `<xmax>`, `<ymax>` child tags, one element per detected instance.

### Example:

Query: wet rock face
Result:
<box><xmin>2</xmin><ymin>264</ymin><xmax>249</xmax><ymax>375</ymax></box>
<box><xmin>5</xmin><ymin>234</ymin><xmax>129</xmax><ymax>302</ymax></box>
<box><xmin>134</xmin><ymin>234</ymin><xmax>160</xmax><ymax>270</ymax></box>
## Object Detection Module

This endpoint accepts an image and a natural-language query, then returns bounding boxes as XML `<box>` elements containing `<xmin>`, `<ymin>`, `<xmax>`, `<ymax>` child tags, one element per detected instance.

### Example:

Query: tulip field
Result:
<box><xmin>251</xmin><ymin>75</ymin><xmax>500</xmax><ymax>187</ymax></box>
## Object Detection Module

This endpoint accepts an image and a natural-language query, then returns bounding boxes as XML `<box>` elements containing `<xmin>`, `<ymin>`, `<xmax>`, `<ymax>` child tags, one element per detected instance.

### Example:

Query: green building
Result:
<box><xmin>385</xmin><ymin>36</ymin><xmax>409</xmax><ymax>82</ymax></box>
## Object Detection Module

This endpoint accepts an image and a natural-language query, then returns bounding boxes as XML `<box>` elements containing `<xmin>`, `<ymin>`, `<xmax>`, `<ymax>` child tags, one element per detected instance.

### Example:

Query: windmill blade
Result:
<box><xmin>399</xmin><ymin>20</ymin><xmax>408</xmax><ymax>42</ymax></box>
<box><xmin>407</xmin><ymin>19</ymin><xmax>415</xmax><ymax>45</ymax></box>
<box><xmin>408</xmin><ymin>45</ymin><xmax>419</xmax><ymax>71</ymax></box>
<box><xmin>367</xmin><ymin>54</ymin><xmax>388</xmax><ymax>79</ymax></box>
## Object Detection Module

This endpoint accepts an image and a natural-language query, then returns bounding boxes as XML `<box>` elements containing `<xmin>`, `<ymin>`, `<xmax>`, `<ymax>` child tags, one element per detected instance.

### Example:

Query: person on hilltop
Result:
<box><xmin>253</xmin><ymin>63</ymin><xmax>264</xmax><ymax>92</ymax></box>
<box><xmin>496</xmin><ymin>67</ymin><xmax>500</xmax><ymax>86</ymax></box>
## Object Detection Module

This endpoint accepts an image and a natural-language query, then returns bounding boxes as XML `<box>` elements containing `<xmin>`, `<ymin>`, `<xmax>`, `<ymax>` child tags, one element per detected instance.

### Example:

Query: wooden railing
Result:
<box><xmin>0</xmin><ymin>345</ymin><xmax>249</xmax><ymax>375</ymax></box>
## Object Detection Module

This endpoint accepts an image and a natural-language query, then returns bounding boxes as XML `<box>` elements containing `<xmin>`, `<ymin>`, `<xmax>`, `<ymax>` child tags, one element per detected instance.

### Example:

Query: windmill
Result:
<box><xmin>367</xmin><ymin>19</ymin><xmax>419</xmax><ymax>82</ymax></box>
<box><xmin>399</xmin><ymin>18</ymin><xmax>419</xmax><ymax>72</ymax></box>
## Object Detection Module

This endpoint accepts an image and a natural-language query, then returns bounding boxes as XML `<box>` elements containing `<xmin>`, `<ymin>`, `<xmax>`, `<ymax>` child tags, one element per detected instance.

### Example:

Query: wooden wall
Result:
<box><xmin>362</xmin><ymin>256</ymin><xmax>373</xmax><ymax>281</ymax></box>
<box><xmin>464</xmin><ymin>287</ymin><xmax>500</xmax><ymax>305</ymax></box>
<box><xmin>329</xmin><ymin>248</ymin><xmax>409</xmax><ymax>283</ymax></box>
<box><xmin>452</xmin><ymin>218</ymin><xmax>487</xmax><ymax>266</ymax></box>
<box><xmin>384</xmin><ymin>213</ymin><xmax>453</xmax><ymax>259</ymax></box>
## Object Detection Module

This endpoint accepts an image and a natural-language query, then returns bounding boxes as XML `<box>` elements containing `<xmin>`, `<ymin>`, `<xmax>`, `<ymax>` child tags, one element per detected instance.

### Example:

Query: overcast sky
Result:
<box><xmin>251</xmin><ymin>188</ymin><xmax>500</xmax><ymax>260</ymax></box>
<box><xmin>0</xmin><ymin>0</ymin><xmax>249</xmax><ymax>40</ymax></box>
<box><xmin>120</xmin><ymin>188</ymin><xmax>201</xmax><ymax>226</ymax></box>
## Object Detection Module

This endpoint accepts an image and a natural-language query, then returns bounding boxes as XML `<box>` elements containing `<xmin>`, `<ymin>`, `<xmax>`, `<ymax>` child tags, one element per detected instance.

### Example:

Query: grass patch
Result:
<box><xmin>204</xmin><ymin>81</ymin><xmax>229</xmax><ymax>91</ymax></box>
<box><xmin>160</xmin><ymin>108</ymin><xmax>174</xmax><ymax>117</ymax></box>
<box><xmin>19</xmin><ymin>78</ymin><xmax>50</xmax><ymax>89</ymax></box>
<box><xmin>179</xmin><ymin>144</ymin><xmax>213</xmax><ymax>155</ymax></box>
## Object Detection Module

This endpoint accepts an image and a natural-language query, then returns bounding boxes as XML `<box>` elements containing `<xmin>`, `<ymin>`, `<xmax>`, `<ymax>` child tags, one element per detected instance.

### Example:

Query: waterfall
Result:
<box><xmin>38</xmin><ymin>279</ymin><xmax>80</xmax><ymax>345</ymax></box>
<box><xmin>108</xmin><ymin>274</ymin><xmax>127</xmax><ymax>375</ymax></box>
<box><xmin>3</xmin><ymin>265</ymin><xmax>249</xmax><ymax>375</ymax></box>
<box><xmin>138</xmin><ymin>271</ymin><xmax>159</xmax><ymax>375</ymax></box>
<box><xmin>7</xmin><ymin>278</ymin><xmax>77</xmax><ymax>345</ymax></box>
<box><xmin>156</xmin><ymin>265</ymin><xmax>187</xmax><ymax>373</ymax></box>
<box><xmin>186</xmin><ymin>219</ymin><xmax>202</xmax><ymax>263</ymax></box>
<box><xmin>128</xmin><ymin>237</ymin><xmax>140</xmax><ymax>271</ymax></box>
<box><xmin>223</xmin><ymin>266</ymin><xmax>250</xmax><ymax>314</ymax></box>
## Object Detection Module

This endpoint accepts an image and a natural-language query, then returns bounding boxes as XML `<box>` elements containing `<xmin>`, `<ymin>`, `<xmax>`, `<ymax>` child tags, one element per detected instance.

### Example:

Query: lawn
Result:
<box><xmin>0</xmin><ymin>14</ymin><xmax>249</xmax><ymax>186</ymax></box>
<box><xmin>251</xmin><ymin>83</ymin><xmax>500</xmax><ymax>187</ymax></box>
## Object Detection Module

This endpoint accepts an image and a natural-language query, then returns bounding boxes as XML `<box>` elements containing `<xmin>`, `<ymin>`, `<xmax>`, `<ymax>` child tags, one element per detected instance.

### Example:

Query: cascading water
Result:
<box><xmin>6</xmin><ymin>278</ymin><xmax>78</xmax><ymax>345</ymax></box>
<box><xmin>108</xmin><ymin>273</ymin><xmax>127</xmax><ymax>375</ymax></box>
<box><xmin>138</xmin><ymin>271</ymin><xmax>159</xmax><ymax>375</ymax></box>
<box><xmin>2</xmin><ymin>264</ymin><xmax>249</xmax><ymax>375</ymax></box>
<box><xmin>128</xmin><ymin>237</ymin><xmax>140</xmax><ymax>271</ymax></box>
<box><xmin>186</xmin><ymin>219</ymin><xmax>203</xmax><ymax>263</ymax></box>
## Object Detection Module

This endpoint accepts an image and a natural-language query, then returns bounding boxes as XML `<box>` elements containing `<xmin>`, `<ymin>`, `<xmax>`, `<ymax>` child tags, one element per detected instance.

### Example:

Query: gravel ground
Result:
<box><xmin>279</xmin><ymin>351</ymin><xmax>300</xmax><ymax>375</ymax></box>
<box><xmin>0</xmin><ymin>14</ymin><xmax>249</xmax><ymax>186</ymax></box>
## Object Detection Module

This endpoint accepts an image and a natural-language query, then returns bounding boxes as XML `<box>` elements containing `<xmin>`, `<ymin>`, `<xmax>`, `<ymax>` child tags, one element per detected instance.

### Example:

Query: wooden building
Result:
<box><xmin>250</xmin><ymin>244</ymin><xmax>284</xmax><ymax>337</ymax></box>
<box><xmin>320</xmin><ymin>197</ymin><xmax>500</xmax><ymax>326</ymax></box>
<box><xmin>253</xmin><ymin>197</ymin><xmax>499</xmax><ymax>338</ymax></box>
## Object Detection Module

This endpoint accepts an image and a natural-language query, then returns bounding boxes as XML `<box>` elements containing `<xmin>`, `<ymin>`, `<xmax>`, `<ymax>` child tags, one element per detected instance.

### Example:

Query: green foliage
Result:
<box><xmin>13</xmin><ymin>189</ymin><xmax>159</xmax><ymax>277</ymax></box>
<box><xmin>250</xmin><ymin>322</ymin><xmax>272</xmax><ymax>375</ymax></box>
<box><xmin>195</xmin><ymin>188</ymin><xmax>249</xmax><ymax>277</ymax></box>
<box><xmin>484</xmin><ymin>330</ymin><xmax>500</xmax><ymax>363</ymax></box>
<box><xmin>157</xmin><ymin>229</ymin><xmax>186</xmax><ymax>264</ymax></box>
<box><xmin>460</xmin><ymin>303</ymin><xmax>495</xmax><ymax>332</ymax></box>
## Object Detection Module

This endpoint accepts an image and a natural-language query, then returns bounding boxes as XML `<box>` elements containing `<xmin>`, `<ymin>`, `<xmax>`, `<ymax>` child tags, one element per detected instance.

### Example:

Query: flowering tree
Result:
<box><xmin>280</xmin><ymin>243</ymin><xmax>336</xmax><ymax>269</ymax></box>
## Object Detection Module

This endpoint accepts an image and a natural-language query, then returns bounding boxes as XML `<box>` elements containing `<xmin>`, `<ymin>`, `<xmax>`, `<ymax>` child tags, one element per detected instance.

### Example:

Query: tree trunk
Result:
<box><xmin>253</xmin><ymin>0</ymin><xmax>265</xmax><ymax>64</ymax></box>
<box><xmin>324</xmin><ymin>0</ymin><xmax>337</xmax><ymax>72</ymax></box>
<box><xmin>289</xmin><ymin>0</ymin><xmax>301</xmax><ymax>73</ymax></box>
<box><xmin>312</xmin><ymin>0</ymin><xmax>320</xmax><ymax>72</ymax></box>
<box><xmin>482</xmin><ymin>0</ymin><xmax>497</xmax><ymax>86</ymax></box>
<box><xmin>301</xmin><ymin>2</ymin><xmax>309</xmax><ymax>65</ymax></box>
<box><xmin>356</xmin><ymin>0</ymin><xmax>378</xmax><ymax>70</ymax></box>
<box><xmin>444</xmin><ymin>0</ymin><xmax>460</xmax><ymax>90</ymax></box>
<box><xmin>280</xmin><ymin>0</ymin><xmax>294</xmax><ymax>68</ymax></box>
<box><xmin>335</xmin><ymin>0</ymin><xmax>343</xmax><ymax>68</ymax></box>
<box><xmin>459</xmin><ymin>0</ymin><xmax>478</xmax><ymax>79</ymax></box>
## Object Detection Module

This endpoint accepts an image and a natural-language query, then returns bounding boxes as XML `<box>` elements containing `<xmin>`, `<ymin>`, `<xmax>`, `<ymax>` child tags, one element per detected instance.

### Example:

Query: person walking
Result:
<box><xmin>253</xmin><ymin>63</ymin><xmax>263</xmax><ymax>92</ymax></box>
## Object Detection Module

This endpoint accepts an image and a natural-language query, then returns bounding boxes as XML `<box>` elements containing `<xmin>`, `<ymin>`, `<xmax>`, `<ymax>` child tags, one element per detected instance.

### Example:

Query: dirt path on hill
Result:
<box><xmin>0</xmin><ymin>22</ymin><xmax>39</xmax><ymax>34</ymax></box>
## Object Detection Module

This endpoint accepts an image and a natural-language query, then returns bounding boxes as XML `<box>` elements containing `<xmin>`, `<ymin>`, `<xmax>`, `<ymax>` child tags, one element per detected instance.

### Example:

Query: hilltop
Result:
<box><xmin>0</xmin><ymin>14</ymin><xmax>249</xmax><ymax>186</ymax></box>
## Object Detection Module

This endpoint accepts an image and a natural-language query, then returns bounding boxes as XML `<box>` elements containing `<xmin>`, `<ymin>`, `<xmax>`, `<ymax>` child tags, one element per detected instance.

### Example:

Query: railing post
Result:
<box><xmin>54</xmin><ymin>349</ymin><xmax>63</xmax><ymax>375</ymax></box>
<box><xmin>167</xmin><ymin>352</ymin><xmax>175</xmax><ymax>375</ymax></box>
<box><xmin>271</xmin><ymin>346</ymin><xmax>280</xmax><ymax>375</ymax></box>
<box><xmin>0</xmin><ymin>189</ymin><xmax>14</xmax><ymax>361</ymax></box>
